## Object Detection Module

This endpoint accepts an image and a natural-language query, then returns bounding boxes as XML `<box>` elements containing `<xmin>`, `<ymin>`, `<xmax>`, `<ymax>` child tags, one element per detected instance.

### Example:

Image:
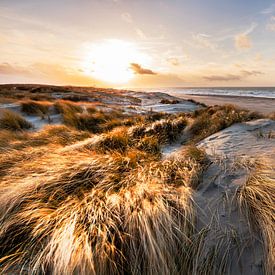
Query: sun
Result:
<box><xmin>82</xmin><ymin>40</ymin><xmax>148</xmax><ymax>84</ymax></box>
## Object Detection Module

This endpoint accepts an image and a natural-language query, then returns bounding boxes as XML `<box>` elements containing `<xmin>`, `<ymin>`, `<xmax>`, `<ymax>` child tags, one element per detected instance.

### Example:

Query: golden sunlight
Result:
<box><xmin>82</xmin><ymin>40</ymin><xmax>148</xmax><ymax>84</ymax></box>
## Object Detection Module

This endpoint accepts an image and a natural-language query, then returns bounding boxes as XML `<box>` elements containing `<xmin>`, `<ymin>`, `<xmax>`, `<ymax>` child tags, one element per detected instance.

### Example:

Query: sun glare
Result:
<box><xmin>82</xmin><ymin>40</ymin><xmax>148</xmax><ymax>84</ymax></box>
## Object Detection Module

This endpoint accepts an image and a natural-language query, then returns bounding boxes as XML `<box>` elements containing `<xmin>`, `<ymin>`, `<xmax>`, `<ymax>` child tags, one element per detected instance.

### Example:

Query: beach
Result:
<box><xmin>169</xmin><ymin>93</ymin><xmax>275</xmax><ymax>115</ymax></box>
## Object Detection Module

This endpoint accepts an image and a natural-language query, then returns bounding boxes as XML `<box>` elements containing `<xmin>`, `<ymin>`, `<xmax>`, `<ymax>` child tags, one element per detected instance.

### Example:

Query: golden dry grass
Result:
<box><xmin>0</xmin><ymin>99</ymin><xmax>273</xmax><ymax>274</ymax></box>
<box><xmin>237</xmin><ymin>166</ymin><xmax>275</xmax><ymax>275</ymax></box>
<box><xmin>0</xmin><ymin>147</ymin><xmax>201</xmax><ymax>274</ymax></box>
<box><xmin>0</xmin><ymin>110</ymin><xmax>33</xmax><ymax>131</ymax></box>
<box><xmin>20</xmin><ymin>100</ymin><xmax>52</xmax><ymax>116</ymax></box>
<box><xmin>189</xmin><ymin>104</ymin><xmax>263</xmax><ymax>142</ymax></box>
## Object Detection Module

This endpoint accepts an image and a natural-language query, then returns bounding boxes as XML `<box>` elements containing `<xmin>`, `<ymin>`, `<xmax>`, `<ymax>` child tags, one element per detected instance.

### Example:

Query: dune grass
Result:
<box><xmin>0</xmin><ymin>146</ymin><xmax>201</xmax><ymax>274</ymax></box>
<box><xmin>20</xmin><ymin>100</ymin><xmax>52</xmax><ymax>116</ymax></box>
<box><xmin>54</xmin><ymin>100</ymin><xmax>83</xmax><ymax>114</ymax></box>
<box><xmin>56</xmin><ymin>101</ymin><xmax>131</xmax><ymax>133</ymax></box>
<box><xmin>189</xmin><ymin>104</ymin><xmax>263</xmax><ymax>142</ymax></box>
<box><xmin>0</xmin><ymin>107</ymin><xmax>204</xmax><ymax>274</ymax></box>
<box><xmin>0</xmin><ymin>100</ymin><xmax>273</xmax><ymax>274</ymax></box>
<box><xmin>0</xmin><ymin>110</ymin><xmax>33</xmax><ymax>131</ymax></box>
<box><xmin>237</xmin><ymin>166</ymin><xmax>275</xmax><ymax>274</ymax></box>
<box><xmin>268</xmin><ymin>112</ymin><xmax>275</xmax><ymax>120</ymax></box>
<box><xmin>0</xmin><ymin>125</ymin><xmax>91</xmax><ymax>153</ymax></box>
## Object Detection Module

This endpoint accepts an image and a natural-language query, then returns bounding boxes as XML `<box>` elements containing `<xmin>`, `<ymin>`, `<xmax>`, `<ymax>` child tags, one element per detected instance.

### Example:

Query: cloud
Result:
<box><xmin>192</xmin><ymin>33</ymin><xmax>217</xmax><ymax>50</ymax></box>
<box><xmin>243</xmin><ymin>22</ymin><xmax>258</xmax><ymax>35</ymax></box>
<box><xmin>0</xmin><ymin>63</ymin><xmax>30</xmax><ymax>75</ymax></box>
<box><xmin>261</xmin><ymin>4</ymin><xmax>275</xmax><ymax>14</ymax></box>
<box><xmin>234</xmin><ymin>23</ymin><xmax>257</xmax><ymax>50</ymax></box>
<box><xmin>30</xmin><ymin>63</ymin><xmax>103</xmax><ymax>85</ymax></box>
<box><xmin>204</xmin><ymin>70</ymin><xmax>263</xmax><ymax>82</ymax></box>
<box><xmin>135</xmin><ymin>28</ymin><xmax>147</xmax><ymax>39</ymax></box>
<box><xmin>266</xmin><ymin>16</ymin><xmax>275</xmax><ymax>31</ymax></box>
<box><xmin>241</xmin><ymin>70</ymin><xmax>263</xmax><ymax>77</ymax></box>
<box><xmin>204</xmin><ymin>74</ymin><xmax>241</xmax><ymax>82</ymax></box>
<box><xmin>234</xmin><ymin>34</ymin><xmax>252</xmax><ymax>49</ymax></box>
<box><xmin>167</xmin><ymin>57</ymin><xmax>180</xmax><ymax>66</ymax></box>
<box><xmin>121</xmin><ymin>13</ymin><xmax>133</xmax><ymax>23</ymax></box>
<box><xmin>130</xmin><ymin>63</ymin><xmax>157</xmax><ymax>75</ymax></box>
<box><xmin>0</xmin><ymin>62</ymin><xmax>105</xmax><ymax>86</ymax></box>
<box><xmin>129</xmin><ymin>73</ymin><xmax>185</xmax><ymax>88</ymax></box>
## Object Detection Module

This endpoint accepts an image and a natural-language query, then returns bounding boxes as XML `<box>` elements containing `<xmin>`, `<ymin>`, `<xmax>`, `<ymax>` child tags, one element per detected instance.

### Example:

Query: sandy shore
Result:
<box><xmin>170</xmin><ymin>94</ymin><xmax>275</xmax><ymax>115</ymax></box>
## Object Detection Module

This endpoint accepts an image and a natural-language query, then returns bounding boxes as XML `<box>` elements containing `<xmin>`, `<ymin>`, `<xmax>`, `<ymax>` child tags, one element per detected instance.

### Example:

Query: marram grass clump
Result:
<box><xmin>0</xmin><ymin>149</ymin><xmax>200</xmax><ymax>274</ymax></box>
<box><xmin>0</xmin><ymin>110</ymin><xmax>33</xmax><ymax>131</ymax></box>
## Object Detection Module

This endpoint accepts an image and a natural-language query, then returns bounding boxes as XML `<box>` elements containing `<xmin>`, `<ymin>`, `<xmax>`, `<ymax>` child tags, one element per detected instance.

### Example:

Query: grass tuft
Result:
<box><xmin>237</xmin><ymin>166</ymin><xmax>275</xmax><ymax>274</ymax></box>
<box><xmin>190</xmin><ymin>104</ymin><xmax>263</xmax><ymax>142</ymax></box>
<box><xmin>21</xmin><ymin>100</ymin><xmax>51</xmax><ymax>116</ymax></box>
<box><xmin>0</xmin><ymin>110</ymin><xmax>32</xmax><ymax>131</ymax></box>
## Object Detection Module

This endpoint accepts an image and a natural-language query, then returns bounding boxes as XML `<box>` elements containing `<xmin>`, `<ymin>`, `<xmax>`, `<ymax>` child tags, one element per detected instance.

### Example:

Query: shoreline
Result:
<box><xmin>181</xmin><ymin>93</ymin><xmax>275</xmax><ymax>100</ymax></box>
<box><xmin>169</xmin><ymin>93</ymin><xmax>275</xmax><ymax>115</ymax></box>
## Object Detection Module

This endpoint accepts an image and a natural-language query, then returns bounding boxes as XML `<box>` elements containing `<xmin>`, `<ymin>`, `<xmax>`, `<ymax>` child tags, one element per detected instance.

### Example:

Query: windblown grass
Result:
<box><xmin>0</xmin><ymin>96</ymin><xmax>272</xmax><ymax>274</ymax></box>
<box><xmin>57</xmin><ymin>102</ymin><xmax>132</xmax><ymax>133</ymax></box>
<box><xmin>237</xmin><ymin>166</ymin><xmax>275</xmax><ymax>274</ymax></box>
<box><xmin>0</xmin><ymin>125</ymin><xmax>91</xmax><ymax>153</ymax></box>
<box><xmin>0</xmin><ymin>149</ymin><xmax>199</xmax><ymax>274</ymax></box>
<box><xmin>72</xmin><ymin>115</ymin><xmax>188</xmax><ymax>156</ymax></box>
<box><xmin>54</xmin><ymin>100</ymin><xmax>83</xmax><ymax>114</ymax></box>
<box><xmin>268</xmin><ymin>112</ymin><xmax>275</xmax><ymax>120</ymax></box>
<box><xmin>21</xmin><ymin>100</ymin><xmax>52</xmax><ymax>116</ymax></box>
<box><xmin>0</xmin><ymin>110</ymin><xmax>33</xmax><ymax>131</ymax></box>
<box><xmin>190</xmin><ymin>104</ymin><xmax>263</xmax><ymax>142</ymax></box>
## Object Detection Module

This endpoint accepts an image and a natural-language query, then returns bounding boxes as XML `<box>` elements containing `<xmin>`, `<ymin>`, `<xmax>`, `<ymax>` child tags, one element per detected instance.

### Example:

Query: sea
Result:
<box><xmin>145</xmin><ymin>87</ymin><xmax>275</xmax><ymax>99</ymax></box>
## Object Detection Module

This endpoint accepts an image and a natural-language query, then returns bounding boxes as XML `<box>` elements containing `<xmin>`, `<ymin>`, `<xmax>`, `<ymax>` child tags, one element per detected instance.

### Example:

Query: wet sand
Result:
<box><xmin>170</xmin><ymin>94</ymin><xmax>275</xmax><ymax>115</ymax></box>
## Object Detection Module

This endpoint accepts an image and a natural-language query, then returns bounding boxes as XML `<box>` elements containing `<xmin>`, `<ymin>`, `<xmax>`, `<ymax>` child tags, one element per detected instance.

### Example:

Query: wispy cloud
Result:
<box><xmin>0</xmin><ymin>63</ymin><xmax>30</xmax><ymax>75</ymax></box>
<box><xmin>192</xmin><ymin>33</ymin><xmax>217</xmax><ymax>50</ymax></box>
<box><xmin>167</xmin><ymin>57</ymin><xmax>181</xmax><ymax>66</ymax></box>
<box><xmin>243</xmin><ymin>22</ymin><xmax>258</xmax><ymax>35</ymax></box>
<box><xmin>266</xmin><ymin>16</ymin><xmax>275</xmax><ymax>31</ymax></box>
<box><xmin>235</xmin><ymin>34</ymin><xmax>252</xmax><ymax>49</ymax></box>
<box><xmin>121</xmin><ymin>12</ymin><xmax>133</xmax><ymax>23</ymax></box>
<box><xmin>135</xmin><ymin>28</ymin><xmax>147</xmax><ymax>39</ymax></box>
<box><xmin>234</xmin><ymin>22</ymin><xmax>257</xmax><ymax>50</ymax></box>
<box><xmin>261</xmin><ymin>4</ymin><xmax>275</xmax><ymax>14</ymax></box>
<box><xmin>204</xmin><ymin>70</ymin><xmax>263</xmax><ymax>82</ymax></box>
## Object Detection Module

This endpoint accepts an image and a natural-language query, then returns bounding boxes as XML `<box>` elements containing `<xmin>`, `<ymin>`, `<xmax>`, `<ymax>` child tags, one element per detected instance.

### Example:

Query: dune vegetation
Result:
<box><xmin>0</xmin><ymin>90</ymin><xmax>274</xmax><ymax>275</ymax></box>
<box><xmin>189</xmin><ymin>104</ymin><xmax>263</xmax><ymax>142</ymax></box>
<box><xmin>237</xmin><ymin>166</ymin><xmax>275</xmax><ymax>274</ymax></box>
<box><xmin>0</xmin><ymin>110</ymin><xmax>33</xmax><ymax>131</ymax></box>
<box><xmin>20</xmin><ymin>100</ymin><xmax>52</xmax><ymax>116</ymax></box>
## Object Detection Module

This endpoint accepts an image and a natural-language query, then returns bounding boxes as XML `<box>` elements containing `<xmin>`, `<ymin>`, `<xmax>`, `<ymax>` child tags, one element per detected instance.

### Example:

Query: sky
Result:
<box><xmin>1</xmin><ymin>0</ymin><xmax>275</xmax><ymax>88</ymax></box>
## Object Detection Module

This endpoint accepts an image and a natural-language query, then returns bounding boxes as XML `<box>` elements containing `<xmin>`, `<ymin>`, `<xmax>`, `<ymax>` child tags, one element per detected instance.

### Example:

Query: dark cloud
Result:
<box><xmin>130</xmin><ymin>63</ymin><xmax>157</xmax><ymax>75</ymax></box>
<box><xmin>204</xmin><ymin>70</ymin><xmax>263</xmax><ymax>82</ymax></box>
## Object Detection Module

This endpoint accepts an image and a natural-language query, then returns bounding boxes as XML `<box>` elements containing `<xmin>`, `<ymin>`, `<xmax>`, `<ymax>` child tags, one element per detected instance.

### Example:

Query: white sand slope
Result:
<box><xmin>198</xmin><ymin>119</ymin><xmax>275</xmax><ymax>160</ymax></box>
<box><xmin>126</xmin><ymin>91</ymin><xmax>201</xmax><ymax>113</ymax></box>
<box><xmin>161</xmin><ymin>119</ymin><xmax>274</xmax><ymax>273</ymax></box>
<box><xmin>194</xmin><ymin>119</ymin><xmax>275</xmax><ymax>274</ymax></box>
<box><xmin>0</xmin><ymin>103</ymin><xmax>62</xmax><ymax>130</ymax></box>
